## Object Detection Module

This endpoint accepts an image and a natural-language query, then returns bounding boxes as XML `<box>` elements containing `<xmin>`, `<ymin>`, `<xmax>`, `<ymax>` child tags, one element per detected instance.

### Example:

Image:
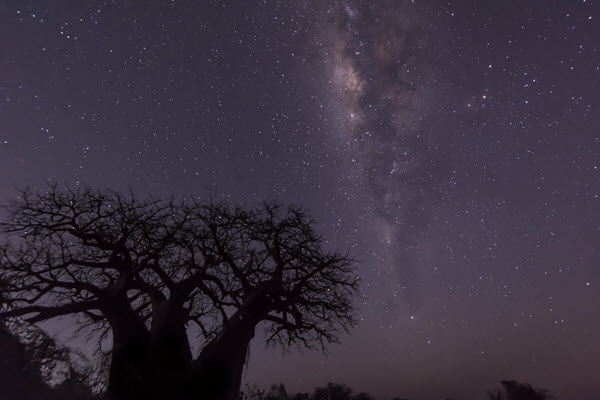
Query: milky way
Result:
<box><xmin>1</xmin><ymin>1</ymin><xmax>599</xmax><ymax>399</ymax></box>
<box><xmin>318</xmin><ymin>2</ymin><xmax>446</xmax><ymax>308</ymax></box>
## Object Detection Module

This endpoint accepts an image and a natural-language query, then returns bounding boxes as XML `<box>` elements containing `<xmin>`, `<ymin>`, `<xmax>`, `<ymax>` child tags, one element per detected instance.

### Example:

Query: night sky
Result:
<box><xmin>1</xmin><ymin>1</ymin><xmax>599</xmax><ymax>399</ymax></box>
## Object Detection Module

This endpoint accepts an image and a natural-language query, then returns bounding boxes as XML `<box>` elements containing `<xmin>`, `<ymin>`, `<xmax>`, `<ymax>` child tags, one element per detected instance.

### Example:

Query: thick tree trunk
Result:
<box><xmin>191</xmin><ymin>313</ymin><xmax>256</xmax><ymax>400</ymax></box>
<box><xmin>103</xmin><ymin>292</ymin><xmax>152</xmax><ymax>400</ymax></box>
<box><xmin>190</xmin><ymin>292</ymin><xmax>270</xmax><ymax>400</ymax></box>
<box><xmin>147</xmin><ymin>299</ymin><xmax>193</xmax><ymax>398</ymax></box>
<box><xmin>107</xmin><ymin>336</ymin><xmax>150</xmax><ymax>399</ymax></box>
<box><xmin>105</xmin><ymin>290</ymin><xmax>269</xmax><ymax>400</ymax></box>
<box><xmin>105</xmin><ymin>294</ymin><xmax>197</xmax><ymax>400</ymax></box>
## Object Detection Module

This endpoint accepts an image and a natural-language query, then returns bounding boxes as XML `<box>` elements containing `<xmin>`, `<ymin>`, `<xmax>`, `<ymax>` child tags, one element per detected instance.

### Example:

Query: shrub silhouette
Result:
<box><xmin>0</xmin><ymin>279</ymin><xmax>95</xmax><ymax>400</ymax></box>
<box><xmin>488</xmin><ymin>380</ymin><xmax>553</xmax><ymax>400</ymax></box>
<box><xmin>312</xmin><ymin>382</ymin><xmax>353</xmax><ymax>400</ymax></box>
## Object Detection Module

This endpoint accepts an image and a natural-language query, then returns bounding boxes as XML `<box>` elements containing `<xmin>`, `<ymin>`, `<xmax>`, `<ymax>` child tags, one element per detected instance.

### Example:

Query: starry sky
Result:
<box><xmin>1</xmin><ymin>1</ymin><xmax>599</xmax><ymax>399</ymax></box>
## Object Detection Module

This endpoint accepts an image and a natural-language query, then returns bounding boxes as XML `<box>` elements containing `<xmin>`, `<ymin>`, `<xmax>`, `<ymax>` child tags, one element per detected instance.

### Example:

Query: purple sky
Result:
<box><xmin>1</xmin><ymin>1</ymin><xmax>599</xmax><ymax>399</ymax></box>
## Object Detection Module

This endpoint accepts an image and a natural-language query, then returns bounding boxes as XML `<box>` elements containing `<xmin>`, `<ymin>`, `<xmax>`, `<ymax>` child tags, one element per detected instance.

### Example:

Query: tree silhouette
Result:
<box><xmin>312</xmin><ymin>382</ymin><xmax>353</xmax><ymax>400</ymax></box>
<box><xmin>0</xmin><ymin>185</ymin><xmax>360</xmax><ymax>400</ymax></box>
<box><xmin>0</xmin><ymin>322</ymin><xmax>96</xmax><ymax>400</ymax></box>
<box><xmin>0</xmin><ymin>279</ymin><xmax>95</xmax><ymax>400</ymax></box>
<box><xmin>265</xmin><ymin>383</ymin><xmax>288</xmax><ymax>400</ymax></box>
<box><xmin>488</xmin><ymin>380</ymin><xmax>553</xmax><ymax>400</ymax></box>
<box><xmin>240</xmin><ymin>383</ymin><xmax>266</xmax><ymax>400</ymax></box>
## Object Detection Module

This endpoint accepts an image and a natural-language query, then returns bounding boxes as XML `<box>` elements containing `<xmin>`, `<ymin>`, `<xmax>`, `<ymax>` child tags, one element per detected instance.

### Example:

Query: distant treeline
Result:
<box><xmin>241</xmin><ymin>382</ymin><xmax>376</xmax><ymax>400</ymax></box>
<box><xmin>242</xmin><ymin>380</ymin><xmax>554</xmax><ymax>400</ymax></box>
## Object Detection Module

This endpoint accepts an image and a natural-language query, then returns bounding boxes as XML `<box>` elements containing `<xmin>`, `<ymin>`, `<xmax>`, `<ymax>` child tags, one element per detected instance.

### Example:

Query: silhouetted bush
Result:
<box><xmin>312</xmin><ymin>382</ymin><xmax>353</xmax><ymax>400</ymax></box>
<box><xmin>488</xmin><ymin>380</ymin><xmax>553</xmax><ymax>400</ymax></box>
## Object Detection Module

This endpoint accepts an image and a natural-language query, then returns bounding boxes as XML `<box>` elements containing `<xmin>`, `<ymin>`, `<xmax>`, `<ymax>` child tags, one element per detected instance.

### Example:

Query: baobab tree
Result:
<box><xmin>0</xmin><ymin>185</ymin><xmax>360</xmax><ymax>400</ymax></box>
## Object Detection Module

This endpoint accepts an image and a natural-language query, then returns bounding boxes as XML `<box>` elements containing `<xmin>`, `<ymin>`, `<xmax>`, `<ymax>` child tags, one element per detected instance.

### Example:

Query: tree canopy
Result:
<box><xmin>0</xmin><ymin>185</ymin><xmax>360</xmax><ymax>399</ymax></box>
